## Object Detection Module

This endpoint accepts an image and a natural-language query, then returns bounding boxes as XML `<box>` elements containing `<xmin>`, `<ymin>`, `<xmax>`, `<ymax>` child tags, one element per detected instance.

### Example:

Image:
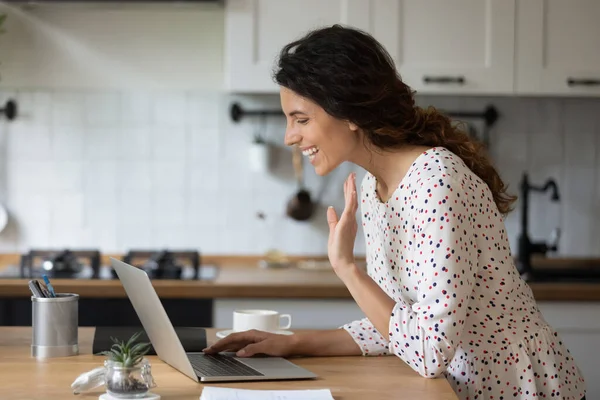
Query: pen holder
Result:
<box><xmin>31</xmin><ymin>293</ymin><xmax>79</xmax><ymax>358</ymax></box>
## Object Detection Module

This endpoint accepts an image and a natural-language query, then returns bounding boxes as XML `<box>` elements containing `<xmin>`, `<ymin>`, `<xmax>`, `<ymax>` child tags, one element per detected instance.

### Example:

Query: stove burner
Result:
<box><xmin>20</xmin><ymin>249</ymin><xmax>101</xmax><ymax>279</ymax></box>
<box><xmin>120</xmin><ymin>250</ymin><xmax>201</xmax><ymax>280</ymax></box>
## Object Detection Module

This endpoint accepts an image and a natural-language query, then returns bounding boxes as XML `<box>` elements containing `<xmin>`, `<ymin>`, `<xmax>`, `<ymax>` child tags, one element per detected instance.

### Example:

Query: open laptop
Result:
<box><xmin>110</xmin><ymin>258</ymin><xmax>317</xmax><ymax>382</ymax></box>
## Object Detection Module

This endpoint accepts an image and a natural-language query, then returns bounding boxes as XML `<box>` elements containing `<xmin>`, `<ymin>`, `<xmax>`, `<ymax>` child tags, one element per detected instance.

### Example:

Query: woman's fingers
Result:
<box><xmin>203</xmin><ymin>330</ymin><xmax>264</xmax><ymax>353</ymax></box>
<box><xmin>327</xmin><ymin>206</ymin><xmax>339</xmax><ymax>240</ymax></box>
<box><xmin>343</xmin><ymin>173</ymin><xmax>357</xmax><ymax>217</ymax></box>
<box><xmin>343</xmin><ymin>174</ymin><xmax>349</xmax><ymax>206</ymax></box>
<box><xmin>350</xmin><ymin>173</ymin><xmax>358</xmax><ymax>212</ymax></box>
<box><xmin>237</xmin><ymin>342</ymin><xmax>267</xmax><ymax>357</ymax></box>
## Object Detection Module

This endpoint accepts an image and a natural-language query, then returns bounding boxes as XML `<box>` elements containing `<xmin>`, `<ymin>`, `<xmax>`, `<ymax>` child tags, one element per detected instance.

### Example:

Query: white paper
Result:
<box><xmin>199</xmin><ymin>386</ymin><xmax>334</xmax><ymax>400</ymax></box>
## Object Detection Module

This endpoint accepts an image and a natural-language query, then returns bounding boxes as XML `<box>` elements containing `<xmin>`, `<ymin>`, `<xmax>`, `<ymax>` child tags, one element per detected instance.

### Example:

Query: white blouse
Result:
<box><xmin>342</xmin><ymin>147</ymin><xmax>586</xmax><ymax>400</ymax></box>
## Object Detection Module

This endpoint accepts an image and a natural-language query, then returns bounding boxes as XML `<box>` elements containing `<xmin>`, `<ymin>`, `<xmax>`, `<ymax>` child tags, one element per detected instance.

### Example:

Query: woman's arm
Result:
<box><xmin>328</xmin><ymin>173</ymin><xmax>477</xmax><ymax>377</ymax></box>
<box><xmin>291</xmin><ymin>329</ymin><xmax>363</xmax><ymax>356</ymax></box>
<box><xmin>380</xmin><ymin>179</ymin><xmax>477</xmax><ymax>378</ymax></box>
<box><xmin>203</xmin><ymin>327</ymin><xmax>363</xmax><ymax>357</ymax></box>
<box><xmin>336</xmin><ymin>267</ymin><xmax>397</xmax><ymax>343</ymax></box>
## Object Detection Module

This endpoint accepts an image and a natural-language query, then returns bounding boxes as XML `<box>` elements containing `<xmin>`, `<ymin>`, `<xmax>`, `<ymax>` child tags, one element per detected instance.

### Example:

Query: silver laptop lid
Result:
<box><xmin>110</xmin><ymin>257</ymin><xmax>198</xmax><ymax>381</ymax></box>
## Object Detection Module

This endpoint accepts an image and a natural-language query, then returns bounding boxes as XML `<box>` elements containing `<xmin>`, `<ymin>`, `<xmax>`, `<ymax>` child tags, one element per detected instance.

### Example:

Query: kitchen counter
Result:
<box><xmin>0</xmin><ymin>326</ymin><xmax>458</xmax><ymax>400</ymax></box>
<box><xmin>0</xmin><ymin>256</ymin><xmax>600</xmax><ymax>301</ymax></box>
<box><xmin>0</xmin><ymin>265</ymin><xmax>352</xmax><ymax>298</ymax></box>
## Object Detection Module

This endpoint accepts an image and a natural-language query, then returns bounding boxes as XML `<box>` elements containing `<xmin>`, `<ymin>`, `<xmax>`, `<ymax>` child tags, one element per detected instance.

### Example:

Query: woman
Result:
<box><xmin>204</xmin><ymin>25</ymin><xmax>586</xmax><ymax>400</ymax></box>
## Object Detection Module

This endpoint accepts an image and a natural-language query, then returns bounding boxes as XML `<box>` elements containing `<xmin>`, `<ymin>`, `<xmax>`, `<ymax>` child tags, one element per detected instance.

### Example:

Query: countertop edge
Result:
<box><xmin>0</xmin><ymin>278</ymin><xmax>599</xmax><ymax>301</ymax></box>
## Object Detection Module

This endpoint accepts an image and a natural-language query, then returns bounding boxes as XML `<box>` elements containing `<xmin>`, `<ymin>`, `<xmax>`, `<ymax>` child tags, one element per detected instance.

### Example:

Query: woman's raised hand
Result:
<box><xmin>327</xmin><ymin>172</ymin><xmax>359</xmax><ymax>275</ymax></box>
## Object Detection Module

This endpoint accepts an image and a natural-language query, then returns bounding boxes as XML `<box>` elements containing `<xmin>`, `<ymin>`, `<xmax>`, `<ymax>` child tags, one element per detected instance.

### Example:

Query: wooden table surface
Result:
<box><xmin>0</xmin><ymin>327</ymin><xmax>458</xmax><ymax>400</ymax></box>
<box><xmin>1</xmin><ymin>264</ymin><xmax>600</xmax><ymax>301</ymax></box>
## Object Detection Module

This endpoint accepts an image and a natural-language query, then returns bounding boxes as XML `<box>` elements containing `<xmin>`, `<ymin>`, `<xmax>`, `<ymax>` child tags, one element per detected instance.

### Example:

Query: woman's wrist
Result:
<box><xmin>336</xmin><ymin>263</ymin><xmax>396</xmax><ymax>336</ymax></box>
<box><xmin>288</xmin><ymin>331</ymin><xmax>305</xmax><ymax>356</ymax></box>
<box><xmin>334</xmin><ymin>262</ymin><xmax>362</xmax><ymax>284</ymax></box>
<box><xmin>289</xmin><ymin>329</ymin><xmax>363</xmax><ymax>357</ymax></box>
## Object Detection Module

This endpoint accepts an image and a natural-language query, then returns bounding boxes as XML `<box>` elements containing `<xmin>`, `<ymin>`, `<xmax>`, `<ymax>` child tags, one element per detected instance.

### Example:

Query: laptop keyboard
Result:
<box><xmin>188</xmin><ymin>353</ymin><xmax>264</xmax><ymax>377</ymax></box>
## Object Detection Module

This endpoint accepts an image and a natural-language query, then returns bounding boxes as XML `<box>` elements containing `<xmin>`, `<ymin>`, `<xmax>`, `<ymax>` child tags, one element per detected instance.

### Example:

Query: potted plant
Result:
<box><xmin>98</xmin><ymin>331</ymin><xmax>156</xmax><ymax>399</ymax></box>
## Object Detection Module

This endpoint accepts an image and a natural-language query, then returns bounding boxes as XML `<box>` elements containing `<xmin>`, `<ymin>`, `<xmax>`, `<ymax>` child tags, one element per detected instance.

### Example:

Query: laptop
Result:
<box><xmin>110</xmin><ymin>258</ymin><xmax>317</xmax><ymax>382</ymax></box>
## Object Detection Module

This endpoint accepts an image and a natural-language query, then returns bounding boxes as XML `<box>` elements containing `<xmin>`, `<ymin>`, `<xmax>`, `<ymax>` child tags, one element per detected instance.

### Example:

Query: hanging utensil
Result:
<box><xmin>286</xmin><ymin>147</ymin><xmax>315</xmax><ymax>221</ymax></box>
<box><xmin>0</xmin><ymin>114</ymin><xmax>11</xmax><ymax>235</ymax></box>
<box><xmin>0</xmin><ymin>204</ymin><xmax>7</xmax><ymax>234</ymax></box>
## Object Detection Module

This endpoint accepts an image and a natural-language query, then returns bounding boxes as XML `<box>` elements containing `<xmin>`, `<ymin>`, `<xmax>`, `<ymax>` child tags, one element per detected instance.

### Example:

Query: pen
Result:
<box><xmin>42</xmin><ymin>275</ymin><xmax>56</xmax><ymax>298</ymax></box>
<box><xmin>28</xmin><ymin>280</ymin><xmax>44</xmax><ymax>298</ymax></box>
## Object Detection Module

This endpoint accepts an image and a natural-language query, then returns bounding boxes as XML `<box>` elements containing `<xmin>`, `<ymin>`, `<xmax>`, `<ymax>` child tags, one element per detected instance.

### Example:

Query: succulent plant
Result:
<box><xmin>98</xmin><ymin>331</ymin><xmax>151</xmax><ymax>368</ymax></box>
<box><xmin>98</xmin><ymin>332</ymin><xmax>154</xmax><ymax>397</ymax></box>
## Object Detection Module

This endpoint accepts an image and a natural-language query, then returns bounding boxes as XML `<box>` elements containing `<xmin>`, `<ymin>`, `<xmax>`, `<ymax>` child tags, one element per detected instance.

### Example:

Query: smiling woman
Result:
<box><xmin>278</xmin><ymin>86</ymin><xmax>361</xmax><ymax>177</ymax></box>
<box><xmin>204</xmin><ymin>25</ymin><xmax>588</xmax><ymax>400</ymax></box>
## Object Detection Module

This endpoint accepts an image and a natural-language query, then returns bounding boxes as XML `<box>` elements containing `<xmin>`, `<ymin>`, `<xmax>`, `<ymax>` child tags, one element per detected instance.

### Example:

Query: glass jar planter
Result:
<box><xmin>104</xmin><ymin>358</ymin><xmax>156</xmax><ymax>398</ymax></box>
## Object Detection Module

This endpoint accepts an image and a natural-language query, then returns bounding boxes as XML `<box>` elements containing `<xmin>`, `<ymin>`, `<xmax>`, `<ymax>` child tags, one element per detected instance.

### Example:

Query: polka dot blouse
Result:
<box><xmin>342</xmin><ymin>147</ymin><xmax>586</xmax><ymax>400</ymax></box>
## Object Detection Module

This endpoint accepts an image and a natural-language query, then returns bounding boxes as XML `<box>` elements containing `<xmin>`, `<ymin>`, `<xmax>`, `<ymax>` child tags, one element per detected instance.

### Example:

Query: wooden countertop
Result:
<box><xmin>0</xmin><ymin>255</ymin><xmax>599</xmax><ymax>301</ymax></box>
<box><xmin>0</xmin><ymin>327</ymin><xmax>458</xmax><ymax>400</ymax></box>
<box><xmin>0</xmin><ymin>266</ymin><xmax>353</xmax><ymax>298</ymax></box>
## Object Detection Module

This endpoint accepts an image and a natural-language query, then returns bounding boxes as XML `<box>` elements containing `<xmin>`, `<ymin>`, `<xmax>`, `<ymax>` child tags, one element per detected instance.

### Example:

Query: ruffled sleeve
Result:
<box><xmin>341</xmin><ymin>317</ymin><xmax>390</xmax><ymax>356</ymax></box>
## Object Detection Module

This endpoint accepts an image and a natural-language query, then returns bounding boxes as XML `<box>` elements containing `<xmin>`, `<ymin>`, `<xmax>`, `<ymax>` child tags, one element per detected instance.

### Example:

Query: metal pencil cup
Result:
<box><xmin>31</xmin><ymin>293</ymin><xmax>79</xmax><ymax>358</ymax></box>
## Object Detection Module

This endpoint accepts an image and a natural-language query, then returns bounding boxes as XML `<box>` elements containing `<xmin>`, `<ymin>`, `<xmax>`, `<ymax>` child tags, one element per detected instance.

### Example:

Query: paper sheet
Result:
<box><xmin>199</xmin><ymin>387</ymin><xmax>334</xmax><ymax>400</ymax></box>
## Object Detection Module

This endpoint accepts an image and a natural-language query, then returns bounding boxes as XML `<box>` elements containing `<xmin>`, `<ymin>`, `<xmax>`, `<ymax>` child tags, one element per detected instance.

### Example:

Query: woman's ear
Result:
<box><xmin>348</xmin><ymin>121</ymin><xmax>359</xmax><ymax>132</ymax></box>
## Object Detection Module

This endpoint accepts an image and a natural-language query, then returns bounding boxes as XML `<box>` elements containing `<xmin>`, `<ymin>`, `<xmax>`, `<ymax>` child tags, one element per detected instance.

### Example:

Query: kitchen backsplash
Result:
<box><xmin>0</xmin><ymin>90</ymin><xmax>599</xmax><ymax>256</ymax></box>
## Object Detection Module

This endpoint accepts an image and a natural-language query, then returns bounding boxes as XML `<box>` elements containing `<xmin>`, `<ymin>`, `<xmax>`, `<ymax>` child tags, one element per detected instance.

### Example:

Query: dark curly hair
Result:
<box><xmin>273</xmin><ymin>24</ymin><xmax>516</xmax><ymax>215</ymax></box>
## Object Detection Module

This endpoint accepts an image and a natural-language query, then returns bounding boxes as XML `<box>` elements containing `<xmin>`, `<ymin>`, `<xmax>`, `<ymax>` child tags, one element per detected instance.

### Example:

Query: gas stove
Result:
<box><xmin>113</xmin><ymin>249</ymin><xmax>202</xmax><ymax>280</ymax></box>
<box><xmin>14</xmin><ymin>249</ymin><xmax>208</xmax><ymax>280</ymax></box>
<box><xmin>20</xmin><ymin>249</ymin><xmax>101</xmax><ymax>279</ymax></box>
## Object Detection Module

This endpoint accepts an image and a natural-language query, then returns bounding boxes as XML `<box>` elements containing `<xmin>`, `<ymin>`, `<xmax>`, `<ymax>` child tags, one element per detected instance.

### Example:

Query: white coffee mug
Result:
<box><xmin>232</xmin><ymin>309</ymin><xmax>292</xmax><ymax>332</ymax></box>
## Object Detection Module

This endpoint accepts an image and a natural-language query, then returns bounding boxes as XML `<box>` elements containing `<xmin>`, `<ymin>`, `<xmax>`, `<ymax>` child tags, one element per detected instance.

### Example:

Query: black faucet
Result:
<box><xmin>516</xmin><ymin>173</ymin><xmax>561</xmax><ymax>278</ymax></box>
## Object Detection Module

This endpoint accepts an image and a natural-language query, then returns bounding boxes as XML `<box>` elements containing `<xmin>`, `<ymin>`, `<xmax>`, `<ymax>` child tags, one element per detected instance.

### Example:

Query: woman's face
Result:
<box><xmin>280</xmin><ymin>87</ymin><xmax>361</xmax><ymax>176</ymax></box>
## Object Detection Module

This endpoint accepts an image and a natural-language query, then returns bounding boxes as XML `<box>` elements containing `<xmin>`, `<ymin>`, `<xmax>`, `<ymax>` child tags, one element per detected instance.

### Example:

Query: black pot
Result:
<box><xmin>286</xmin><ymin>148</ymin><xmax>316</xmax><ymax>221</ymax></box>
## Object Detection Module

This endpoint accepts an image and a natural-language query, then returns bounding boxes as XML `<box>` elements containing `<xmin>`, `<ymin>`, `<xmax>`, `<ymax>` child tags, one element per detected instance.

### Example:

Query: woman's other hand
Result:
<box><xmin>202</xmin><ymin>330</ymin><xmax>298</xmax><ymax>357</ymax></box>
<box><xmin>327</xmin><ymin>172</ymin><xmax>359</xmax><ymax>275</ymax></box>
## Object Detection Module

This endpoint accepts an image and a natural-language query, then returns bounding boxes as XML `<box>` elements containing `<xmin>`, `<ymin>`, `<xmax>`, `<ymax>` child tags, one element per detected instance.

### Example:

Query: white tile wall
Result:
<box><xmin>0</xmin><ymin>90</ymin><xmax>599</xmax><ymax>258</ymax></box>
<box><xmin>416</xmin><ymin>95</ymin><xmax>600</xmax><ymax>257</ymax></box>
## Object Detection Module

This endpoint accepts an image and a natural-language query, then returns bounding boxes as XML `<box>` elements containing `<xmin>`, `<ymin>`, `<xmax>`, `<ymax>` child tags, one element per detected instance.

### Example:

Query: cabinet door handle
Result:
<box><xmin>567</xmin><ymin>78</ymin><xmax>600</xmax><ymax>87</ymax></box>
<box><xmin>423</xmin><ymin>76</ymin><xmax>466</xmax><ymax>84</ymax></box>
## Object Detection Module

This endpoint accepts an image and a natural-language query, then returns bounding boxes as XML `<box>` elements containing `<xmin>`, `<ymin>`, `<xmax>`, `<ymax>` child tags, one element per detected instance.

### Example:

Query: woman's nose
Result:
<box><xmin>284</xmin><ymin>129</ymin><xmax>301</xmax><ymax>147</ymax></box>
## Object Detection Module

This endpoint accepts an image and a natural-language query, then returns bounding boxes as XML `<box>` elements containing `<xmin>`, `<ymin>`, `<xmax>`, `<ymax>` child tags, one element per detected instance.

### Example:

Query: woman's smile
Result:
<box><xmin>302</xmin><ymin>146</ymin><xmax>320</xmax><ymax>164</ymax></box>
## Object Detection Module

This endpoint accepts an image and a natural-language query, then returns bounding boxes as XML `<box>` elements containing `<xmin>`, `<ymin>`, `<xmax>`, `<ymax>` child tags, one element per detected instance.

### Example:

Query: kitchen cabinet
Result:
<box><xmin>369</xmin><ymin>0</ymin><xmax>515</xmax><ymax>95</ymax></box>
<box><xmin>538</xmin><ymin>302</ymin><xmax>600</xmax><ymax>399</ymax></box>
<box><xmin>515</xmin><ymin>0</ymin><xmax>600</xmax><ymax>96</ymax></box>
<box><xmin>0</xmin><ymin>298</ymin><xmax>213</xmax><ymax>327</ymax></box>
<box><xmin>224</xmin><ymin>0</ymin><xmax>373</xmax><ymax>93</ymax></box>
<box><xmin>225</xmin><ymin>0</ymin><xmax>600</xmax><ymax>97</ymax></box>
<box><xmin>224</xmin><ymin>0</ymin><xmax>516</xmax><ymax>95</ymax></box>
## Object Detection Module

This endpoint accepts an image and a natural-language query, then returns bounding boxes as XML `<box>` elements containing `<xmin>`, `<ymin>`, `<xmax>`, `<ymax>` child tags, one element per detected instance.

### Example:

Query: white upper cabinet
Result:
<box><xmin>369</xmin><ymin>0</ymin><xmax>515</xmax><ymax>95</ymax></box>
<box><xmin>224</xmin><ymin>0</ymin><xmax>600</xmax><ymax>97</ymax></box>
<box><xmin>224</xmin><ymin>0</ymin><xmax>373</xmax><ymax>93</ymax></box>
<box><xmin>515</xmin><ymin>0</ymin><xmax>600</xmax><ymax>96</ymax></box>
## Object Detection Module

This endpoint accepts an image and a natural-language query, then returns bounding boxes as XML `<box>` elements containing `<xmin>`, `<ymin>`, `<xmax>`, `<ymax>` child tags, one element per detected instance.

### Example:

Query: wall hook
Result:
<box><xmin>0</xmin><ymin>99</ymin><xmax>17</xmax><ymax>121</ymax></box>
<box><xmin>445</xmin><ymin>105</ymin><xmax>499</xmax><ymax>129</ymax></box>
<box><xmin>230</xmin><ymin>102</ymin><xmax>283</xmax><ymax>123</ymax></box>
<box><xmin>230</xmin><ymin>101</ymin><xmax>499</xmax><ymax>147</ymax></box>
<box><xmin>445</xmin><ymin>105</ymin><xmax>499</xmax><ymax>147</ymax></box>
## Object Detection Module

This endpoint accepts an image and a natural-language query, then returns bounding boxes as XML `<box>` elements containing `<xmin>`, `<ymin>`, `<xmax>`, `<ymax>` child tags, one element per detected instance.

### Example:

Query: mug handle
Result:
<box><xmin>278</xmin><ymin>314</ymin><xmax>292</xmax><ymax>330</ymax></box>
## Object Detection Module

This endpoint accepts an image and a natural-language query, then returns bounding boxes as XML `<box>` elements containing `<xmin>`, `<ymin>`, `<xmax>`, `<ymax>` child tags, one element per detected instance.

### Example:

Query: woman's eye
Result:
<box><xmin>297</xmin><ymin>119</ymin><xmax>308</xmax><ymax>125</ymax></box>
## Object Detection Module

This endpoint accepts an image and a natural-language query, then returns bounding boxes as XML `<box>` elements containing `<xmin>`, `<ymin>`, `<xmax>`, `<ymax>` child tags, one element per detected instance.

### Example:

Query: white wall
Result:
<box><xmin>0</xmin><ymin>87</ymin><xmax>364</xmax><ymax>254</ymax></box>
<box><xmin>0</xmin><ymin>4</ymin><xmax>599</xmax><ymax>258</ymax></box>
<box><xmin>0</xmin><ymin>3</ymin><xmax>365</xmax><ymax>256</ymax></box>
<box><xmin>0</xmin><ymin>2</ymin><xmax>224</xmax><ymax>89</ymax></box>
